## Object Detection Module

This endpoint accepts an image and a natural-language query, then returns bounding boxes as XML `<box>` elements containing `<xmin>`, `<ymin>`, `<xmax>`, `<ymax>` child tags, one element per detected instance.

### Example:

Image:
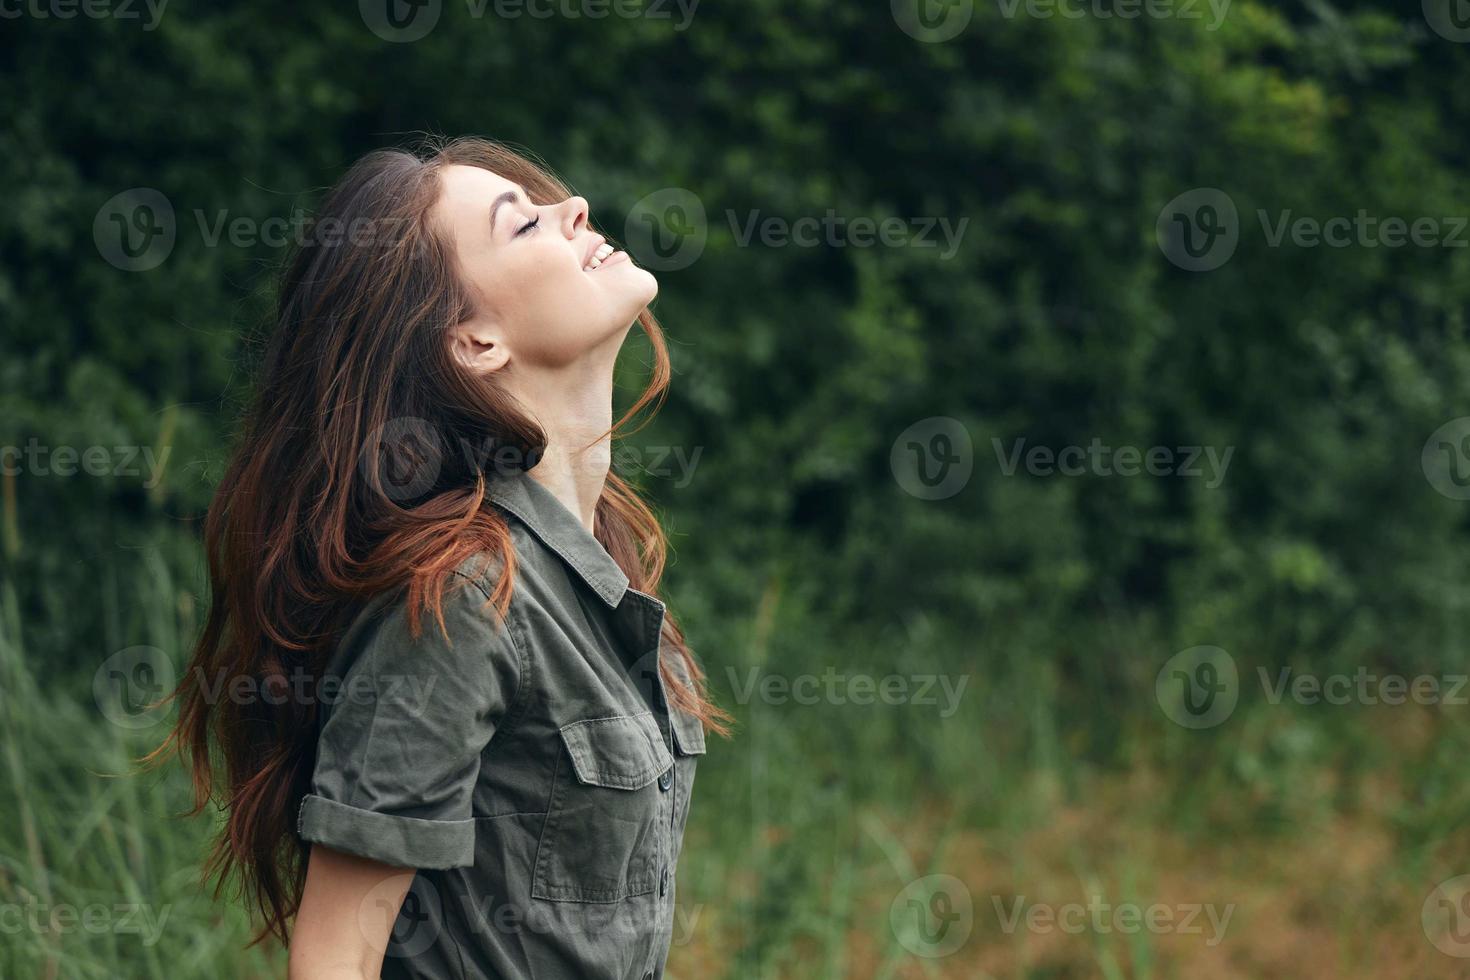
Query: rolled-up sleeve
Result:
<box><xmin>297</xmin><ymin>572</ymin><xmax>521</xmax><ymax>869</ymax></box>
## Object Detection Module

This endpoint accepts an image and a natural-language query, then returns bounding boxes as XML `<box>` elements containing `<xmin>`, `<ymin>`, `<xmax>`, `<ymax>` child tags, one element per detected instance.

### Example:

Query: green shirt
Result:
<box><xmin>297</xmin><ymin>468</ymin><xmax>707</xmax><ymax>979</ymax></box>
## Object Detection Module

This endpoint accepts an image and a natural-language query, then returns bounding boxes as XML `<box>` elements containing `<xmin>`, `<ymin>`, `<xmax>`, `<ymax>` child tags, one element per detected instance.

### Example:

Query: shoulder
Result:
<box><xmin>447</xmin><ymin>549</ymin><xmax>506</xmax><ymax>602</ymax></box>
<box><xmin>329</xmin><ymin>552</ymin><xmax>519</xmax><ymax>675</ymax></box>
<box><xmin>313</xmin><ymin>562</ymin><xmax>525</xmax><ymax>730</ymax></box>
<box><xmin>452</xmin><ymin>525</ymin><xmax>565</xmax><ymax>604</ymax></box>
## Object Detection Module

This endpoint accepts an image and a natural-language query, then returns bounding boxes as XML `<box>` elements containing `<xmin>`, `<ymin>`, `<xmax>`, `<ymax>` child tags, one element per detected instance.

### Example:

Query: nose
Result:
<box><xmin>558</xmin><ymin>194</ymin><xmax>589</xmax><ymax>238</ymax></box>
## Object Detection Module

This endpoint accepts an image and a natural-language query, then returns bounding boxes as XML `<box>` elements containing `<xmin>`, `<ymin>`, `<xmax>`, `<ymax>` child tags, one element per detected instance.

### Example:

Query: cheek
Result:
<box><xmin>528</xmin><ymin>261</ymin><xmax>597</xmax><ymax>323</ymax></box>
<box><xmin>502</xmin><ymin>260</ymin><xmax>606</xmax><ymax>353</ymax></box>
<box><xmin>478</xmin><ymin>249</ymin><xmax>575</xmax><ymax>322</ymax></box>
<box><xmin>475</xmin><ymin>247</ymin><xmax>639</xmax><ymax>362</ymax></box>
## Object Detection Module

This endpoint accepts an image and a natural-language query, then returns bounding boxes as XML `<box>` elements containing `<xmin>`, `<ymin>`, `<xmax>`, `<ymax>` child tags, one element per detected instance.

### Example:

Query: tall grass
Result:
<box><xmin>3</xmin><ymin>550</ymin><xmax>1469</xmax><ymax>978</ymax></box>
<box><xmin>0</xmin><ymin>556</ymin><xmax>279</xmax><ymax>979</ymax></box>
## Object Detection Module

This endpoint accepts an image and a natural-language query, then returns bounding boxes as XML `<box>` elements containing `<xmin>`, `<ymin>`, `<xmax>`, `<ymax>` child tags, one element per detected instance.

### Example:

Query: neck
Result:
<box><xmin>505</xmin><ymin>354</ymin><xmax>617</xmax><ymax>535</ymax></box>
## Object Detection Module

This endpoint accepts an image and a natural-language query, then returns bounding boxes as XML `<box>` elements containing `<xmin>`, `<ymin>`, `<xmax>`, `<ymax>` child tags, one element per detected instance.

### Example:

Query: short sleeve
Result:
<box><xmin>297</xmin><ymin>571</ymin><xmax>521</xmax><ymax>869</ymax></box>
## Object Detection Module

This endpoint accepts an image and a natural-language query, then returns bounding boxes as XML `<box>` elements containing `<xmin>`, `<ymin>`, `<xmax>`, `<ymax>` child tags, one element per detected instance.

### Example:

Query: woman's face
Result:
<box><xmin>434</xmin><ymin>163</ymin><xmax>658</xmax><ymax>374</ymax></box>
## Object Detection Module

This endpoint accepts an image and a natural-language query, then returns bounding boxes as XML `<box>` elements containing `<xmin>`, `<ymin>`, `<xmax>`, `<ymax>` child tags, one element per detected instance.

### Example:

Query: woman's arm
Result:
<box><xmin>288</xmin><ymin>845</ymin><xmax>414</xmax><ymax>980</ymax></box>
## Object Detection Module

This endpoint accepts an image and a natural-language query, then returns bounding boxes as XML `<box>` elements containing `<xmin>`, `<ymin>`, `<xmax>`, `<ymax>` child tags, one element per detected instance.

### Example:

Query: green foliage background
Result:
<box><xmin>4</xmin><ymin>1</ymin><xmax>1470</xmax><ymax>977</ymax></box>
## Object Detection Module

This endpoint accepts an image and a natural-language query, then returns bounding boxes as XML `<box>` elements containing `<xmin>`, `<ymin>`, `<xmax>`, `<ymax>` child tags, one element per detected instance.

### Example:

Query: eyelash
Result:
<box><xmin>517</xmin><ymin>215</ymin><xmax>540</xmax><ymax>237</ymax></box>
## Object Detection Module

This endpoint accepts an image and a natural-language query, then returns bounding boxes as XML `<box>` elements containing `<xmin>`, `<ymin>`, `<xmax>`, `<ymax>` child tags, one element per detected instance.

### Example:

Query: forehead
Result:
<box><xmin>432</xmin><ymin>164</ymin><xmax>522</xmax><ymax>242</ymax></box>
<box><xmin>438</xmin><ymin>163</ymin><xmax>519</xmax><ymax>203</ymax></box>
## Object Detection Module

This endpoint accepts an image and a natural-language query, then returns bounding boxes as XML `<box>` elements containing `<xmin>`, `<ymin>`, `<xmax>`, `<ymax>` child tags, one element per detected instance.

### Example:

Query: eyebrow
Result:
<box><xmin>490</xmin><ymin>187</ymin><xmax>528</xmax><ymax>234</ymax></box>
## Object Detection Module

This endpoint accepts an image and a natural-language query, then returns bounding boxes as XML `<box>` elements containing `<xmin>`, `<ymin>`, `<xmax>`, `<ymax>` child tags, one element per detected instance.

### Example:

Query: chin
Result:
<box><xmin>629</xmin><ymin>264</ymin><xmax>659</xmax><ymax>303</ymax></box>
<box><xmin>592</xmin><ymin>267</ymin><xmax>658</xmax><ymax>333</ymax></box>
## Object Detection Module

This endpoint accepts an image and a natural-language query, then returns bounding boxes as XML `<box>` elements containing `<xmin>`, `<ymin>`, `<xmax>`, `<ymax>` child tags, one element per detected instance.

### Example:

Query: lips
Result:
<box><xmin>594</xmin><ymin>248</ymin><xmax>629</xmax><ymax>269</ymax></box>
<box><xmin>581</xmin><ymin>234</ymin><xmax>607</xmax><ymax>270</ymax></box>
<box><xmin>584</xmin><ymin>242</ymin><xmax>618</xmax><ymax>270</ymax></box>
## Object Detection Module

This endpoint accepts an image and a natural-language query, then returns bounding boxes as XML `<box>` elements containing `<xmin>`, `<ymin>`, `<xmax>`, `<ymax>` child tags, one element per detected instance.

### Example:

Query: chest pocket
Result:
<box><xmin>532</xmin><ymin>711</ymin><xmax>674</xmax><ymax>903</ymax></box>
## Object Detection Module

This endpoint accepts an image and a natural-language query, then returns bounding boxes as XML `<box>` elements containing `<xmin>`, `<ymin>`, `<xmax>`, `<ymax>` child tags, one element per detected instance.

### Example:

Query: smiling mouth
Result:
<box><xmin>584</xmin><ymin>243</ymin><xmax>628</xmax><ymax>271</ymax></box>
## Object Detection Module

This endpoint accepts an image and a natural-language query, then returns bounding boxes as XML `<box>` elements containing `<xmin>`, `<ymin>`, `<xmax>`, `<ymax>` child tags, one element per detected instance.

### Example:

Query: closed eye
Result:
<box><xmin>517</xmin><ymin>215</ymin><xmax>540</xmax><ymax>237</ymax></box>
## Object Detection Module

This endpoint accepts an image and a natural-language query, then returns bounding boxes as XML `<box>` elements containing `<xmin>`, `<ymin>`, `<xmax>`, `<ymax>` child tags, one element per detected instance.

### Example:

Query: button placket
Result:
<box><xmin>622</xmin><ymin>588</ymin><xmax>680</xmax><ymax>911</ymax></box>
<box><xmin>623</xmin><ymin>591</ymin><xmax>678</xmax><ymax>980</ymax></box>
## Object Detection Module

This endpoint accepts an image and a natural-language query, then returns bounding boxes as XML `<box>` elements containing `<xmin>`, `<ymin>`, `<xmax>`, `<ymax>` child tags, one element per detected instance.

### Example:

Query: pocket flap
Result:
<box><xmin>559</xmin><ymin>712</ymin><xmax>673</xmax><ymax>790</ymax></box>
<box><xmin>669</xmin><ymin>708</ymin><xmax>707</xmax><ymax>757</ymax></box>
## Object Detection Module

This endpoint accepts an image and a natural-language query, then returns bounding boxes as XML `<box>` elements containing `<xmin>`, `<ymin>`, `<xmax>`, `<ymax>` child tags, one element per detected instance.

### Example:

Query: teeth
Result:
<box><xmin>585</xmin><ymin>243</ymin><xmax>615</xmax><ymax>270</ymax></box>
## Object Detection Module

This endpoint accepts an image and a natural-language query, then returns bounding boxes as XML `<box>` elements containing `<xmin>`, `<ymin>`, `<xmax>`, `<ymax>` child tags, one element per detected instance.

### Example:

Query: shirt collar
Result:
<box><xmin>484</xmin><ymin>468</ymin><xmax>631</xmax><ymax>609</ymax></box>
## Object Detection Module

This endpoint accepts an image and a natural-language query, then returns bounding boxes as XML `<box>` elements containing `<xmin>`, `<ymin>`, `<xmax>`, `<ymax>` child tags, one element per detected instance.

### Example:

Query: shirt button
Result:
<box><xmin>659</xmin><ymin>867</ymin><xmax>669</xmax><ymax>897</ymax></box>
<box><xmin>658</xmin><ymin>768</ymin><xmax>673</xmax><ymax>792</ymax></box>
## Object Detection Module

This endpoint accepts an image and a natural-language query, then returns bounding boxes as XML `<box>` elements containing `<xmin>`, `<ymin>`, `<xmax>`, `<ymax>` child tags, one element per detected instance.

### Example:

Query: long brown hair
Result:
<box><xmin>155</xmin><ymin>136</ymin><xmax>729</xmax><ymax>946</ymax></box>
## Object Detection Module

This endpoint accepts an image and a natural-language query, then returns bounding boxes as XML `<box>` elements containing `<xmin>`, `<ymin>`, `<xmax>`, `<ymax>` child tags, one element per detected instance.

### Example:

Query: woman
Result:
<box><xmin>163</xmin><ymin>137</ymin><xmax>728</xmax><ymax>979</ymax></box>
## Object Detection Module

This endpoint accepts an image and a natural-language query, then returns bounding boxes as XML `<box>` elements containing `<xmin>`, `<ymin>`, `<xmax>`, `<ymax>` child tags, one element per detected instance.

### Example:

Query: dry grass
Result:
<box><xmin>671</xmin><ymin>738</ymin><xmax>1470</xmax><ymax>980</ymax></box>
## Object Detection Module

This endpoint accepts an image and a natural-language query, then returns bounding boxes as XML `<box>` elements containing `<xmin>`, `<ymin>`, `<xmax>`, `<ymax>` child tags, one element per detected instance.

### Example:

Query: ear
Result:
<box><xmin>449</xmin><ymin>315</ymin><xmax>510</xmax><ymax>375</ymax></box>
